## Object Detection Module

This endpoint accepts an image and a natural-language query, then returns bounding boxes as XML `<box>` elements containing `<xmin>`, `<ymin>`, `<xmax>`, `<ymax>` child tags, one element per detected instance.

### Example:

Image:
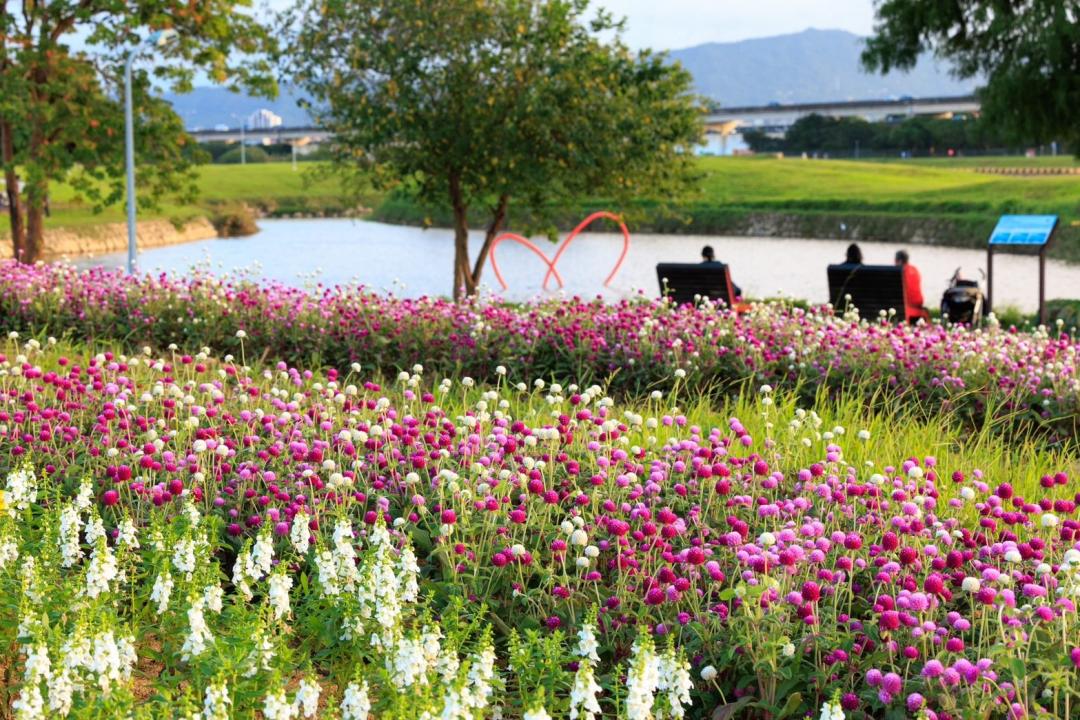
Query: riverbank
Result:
<box><xmin>0</xmin><ymin>217</ymin><xmax>217</xmax><ymax>261</ymax></box>
<box><xmin>19</xmin><ymin>155</ymin><xmax>1080</xmax><ymax>261</ymax></box>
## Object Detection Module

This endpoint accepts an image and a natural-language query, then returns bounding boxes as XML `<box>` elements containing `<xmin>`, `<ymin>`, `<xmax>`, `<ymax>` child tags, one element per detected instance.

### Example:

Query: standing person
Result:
<box><xmin>895</xmin><ymin>250</ymin><xmax>929</xmax><ymax>323</ymax></box>
<box><xmin>844</xmin><ymin>243</ymin><xmax>863</xmax><ymax>265</ymax></box>
<box><xmin>701</xmin><ymin>245</ymin><xmax>742</xmax><ymax>298</ymax></box>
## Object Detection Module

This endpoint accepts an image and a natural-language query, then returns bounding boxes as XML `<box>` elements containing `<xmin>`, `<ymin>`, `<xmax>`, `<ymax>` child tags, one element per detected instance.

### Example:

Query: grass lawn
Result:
<box><xmin>695</xmin><ymin>155</ymin><xmax>1080</xmax><ymax>213</ymax></box>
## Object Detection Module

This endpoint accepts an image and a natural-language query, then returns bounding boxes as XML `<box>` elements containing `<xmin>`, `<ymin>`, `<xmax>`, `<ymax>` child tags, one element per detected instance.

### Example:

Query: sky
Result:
<box><xmin>596</xmin><ymin>0</ymin><xmax>878</xmax><ymax>50</ymax></box>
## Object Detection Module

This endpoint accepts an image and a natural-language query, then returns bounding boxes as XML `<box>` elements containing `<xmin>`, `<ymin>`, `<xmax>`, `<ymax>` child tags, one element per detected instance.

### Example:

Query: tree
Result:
<box><xmin>862</xmin><ymin>0</ymin><xmax>1080</xmax><ymax>154</ymax></box>
<box><xmin>0</xmin><ymin>1</ymin><xmax>276</xmax><ymax>263</ymax></box>
<box><xmin>286</xmin><ymin>0</ymin><xmax>703</xmax><ymax>299</ymax></box>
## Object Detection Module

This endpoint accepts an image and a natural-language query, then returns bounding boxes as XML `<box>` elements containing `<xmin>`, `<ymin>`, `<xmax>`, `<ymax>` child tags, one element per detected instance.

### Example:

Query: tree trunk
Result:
<box><xmin>448</xmin><ymin>173</ymin><xmax>475</xmax><ymax>301</ymax></box>
<box><xmin>23</xmin><ymin>183</ymin><xmax>45</xmax><ymax>264</ymax></box>
<box><xmin>470</xmin><ymin>194</ymin><xmax>509</xmax><ymax>288</ymax></box>
<box><xmin>0</xmin><ymin>122</ymin><xmax>26</xmax><ymax>261</ymax></box>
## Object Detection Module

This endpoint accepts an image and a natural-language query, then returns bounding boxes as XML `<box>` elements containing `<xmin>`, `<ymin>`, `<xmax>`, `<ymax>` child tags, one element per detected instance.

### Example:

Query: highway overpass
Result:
<box><xmin>189</xmin><ymin>94</ymin><xmax>981</xmax><ymax>154</ymax></box>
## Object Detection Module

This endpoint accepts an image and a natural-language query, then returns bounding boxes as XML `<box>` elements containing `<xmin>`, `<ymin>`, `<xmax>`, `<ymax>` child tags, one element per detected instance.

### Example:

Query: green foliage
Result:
<box><xmin>284</xmin><ymin>0</ymin><xmax>704</xmax><ymax>297</ymax></box>
<box><xmin>862</xmin><ymin>0</ymin><xmax>1080</xmax><ymax>155</ymax></box>
<box><xmin>745</xmin><ymin>113</ymin><xmax>1025</xmax><ymax>156</ymax></box>
<box><xmin>0</xmin><ymin>0</ymin><xmax>277</xmax><ymax>261</ymax></box>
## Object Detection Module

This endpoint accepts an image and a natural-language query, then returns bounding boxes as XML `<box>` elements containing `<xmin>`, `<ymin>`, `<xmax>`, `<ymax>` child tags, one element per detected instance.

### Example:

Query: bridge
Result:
<box><xmin>704</xmin><ymin>95</ymin><xmax>981</xmax><ymax>138</ymax></box>
<box><xmin>189</xmin><ymin>94</ymin><xmax>982</xmax><ymax>154</ymax></box>
<box><xmin>188</xmin><ymin>126</ymin><xmax>332</xmax><ymax>144</ymax></box>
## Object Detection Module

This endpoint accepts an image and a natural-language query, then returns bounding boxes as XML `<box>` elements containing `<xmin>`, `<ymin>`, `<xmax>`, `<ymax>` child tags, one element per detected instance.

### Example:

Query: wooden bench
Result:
<box><xmin>656</xmin><ymin>262</ymin><xmax>736</xmax><ymax>307</ymax></box>
<box><xmin>827</xmin><ymin>264</ymin><xmax>907</xmax><ymax>321</ymax></box>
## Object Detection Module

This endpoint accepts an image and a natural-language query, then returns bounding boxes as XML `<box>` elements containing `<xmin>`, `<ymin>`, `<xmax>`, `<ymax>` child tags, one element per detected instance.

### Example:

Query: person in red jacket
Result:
<box><xmin>895</xmin><ymin>250</ymin><xmax>930</xmax><ymax>323</ymax></box>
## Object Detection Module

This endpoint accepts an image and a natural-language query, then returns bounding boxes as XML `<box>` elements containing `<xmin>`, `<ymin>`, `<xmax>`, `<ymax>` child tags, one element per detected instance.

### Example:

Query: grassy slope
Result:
<box><xmin>14</xmin><ymin>156</ymin><xmax>1080</xmax><ymax>257</ymax></box>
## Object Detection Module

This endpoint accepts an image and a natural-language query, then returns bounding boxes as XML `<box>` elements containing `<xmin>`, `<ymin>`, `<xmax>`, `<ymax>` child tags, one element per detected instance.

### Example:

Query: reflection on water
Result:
<box><xmin>72</xmin><ymin>218</ymin><xmax>1080</xmax><ymax>313</ymax></box>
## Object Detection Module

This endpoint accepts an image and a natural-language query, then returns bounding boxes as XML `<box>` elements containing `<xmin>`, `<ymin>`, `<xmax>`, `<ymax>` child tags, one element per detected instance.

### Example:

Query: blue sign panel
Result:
<box><xmin>989</xmin><ymin>215</ymin><xmax>1058</xmax><ymax>246</ymax></box>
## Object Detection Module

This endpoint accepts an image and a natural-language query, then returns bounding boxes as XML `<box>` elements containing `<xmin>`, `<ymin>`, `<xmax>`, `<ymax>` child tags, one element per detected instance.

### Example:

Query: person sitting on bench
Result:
<box><xmin>895</xmin><ymin>249</ymin><xmax>929</xmax><ymax>323</ymax></box>
<box><xmin>844</xmin><ymin>243</ymin><xmax>863</xmax><ymax>265</ymax></box>
<box><xmin>701</xmin><ymin>245</ymin><xmax>742</xmax><ymax>298</ymax></box>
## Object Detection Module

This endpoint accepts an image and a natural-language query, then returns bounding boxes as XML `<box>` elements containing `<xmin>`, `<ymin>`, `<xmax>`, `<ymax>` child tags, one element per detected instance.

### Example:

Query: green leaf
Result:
<box><xmin>777</xmin><ymin>692</ymin><xmax>803</xmax><ymax>718</ymax></box>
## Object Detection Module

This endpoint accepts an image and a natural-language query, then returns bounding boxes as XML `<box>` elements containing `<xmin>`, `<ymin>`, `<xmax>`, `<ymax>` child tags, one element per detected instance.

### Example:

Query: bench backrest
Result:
<box><xmin>827</xmin><ymin>264</ymin><xmax>907</xmax><ymax>320</ymax></box>
<box><xmin>656</xmin><ymin>263</ymin><xmax>735</xmax><ymax>307</ymax></box>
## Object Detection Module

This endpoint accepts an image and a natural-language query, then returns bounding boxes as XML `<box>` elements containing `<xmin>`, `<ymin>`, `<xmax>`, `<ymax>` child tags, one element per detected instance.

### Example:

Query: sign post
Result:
<box><xmin>986</xmin><ymin>215</ymin><xmax>1057</xmax><ymax>325</ymax></box>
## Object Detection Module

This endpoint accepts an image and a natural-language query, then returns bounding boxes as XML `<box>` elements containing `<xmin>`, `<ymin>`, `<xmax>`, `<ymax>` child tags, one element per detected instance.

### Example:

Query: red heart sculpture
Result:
<box><xmin>488</xmin><ymin>211</ymin><xmax>631</xmax><ymax>291</ymax></box>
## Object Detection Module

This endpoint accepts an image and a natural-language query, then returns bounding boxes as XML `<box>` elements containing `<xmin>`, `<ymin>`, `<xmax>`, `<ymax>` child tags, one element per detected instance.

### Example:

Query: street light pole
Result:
<box><xmin>124</xmin><ymin>29</ymin><xmax>178</xmax><ymax>275</ymax></box>
<box><xmin>124</xmin><ymin>51</ymin><xmax>138</xmax><ymax>274</ymax></box>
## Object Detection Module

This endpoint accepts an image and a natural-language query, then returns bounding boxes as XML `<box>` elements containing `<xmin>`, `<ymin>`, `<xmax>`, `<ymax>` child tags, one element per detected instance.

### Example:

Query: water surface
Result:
<box><xmin>73</xmin><ymin>219</ymin><xmax>1080</xmax><ymax>313</ymax></box>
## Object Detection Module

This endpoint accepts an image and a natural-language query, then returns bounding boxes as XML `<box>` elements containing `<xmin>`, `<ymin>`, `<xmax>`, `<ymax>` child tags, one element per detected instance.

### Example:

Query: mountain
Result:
<box><xmin>161</xmin><ymin>85</ymin><xmax>313</xmax><ymax>130</ymax></box>
<box><xmin>164</xmin><ymin>29</ymin><xmax>978</xmax><ymax>128</ymax></box>
<box><xmin>667</xmin><ymin>28</ymin><xmax>977</xmax><ymax>107</ymax></box>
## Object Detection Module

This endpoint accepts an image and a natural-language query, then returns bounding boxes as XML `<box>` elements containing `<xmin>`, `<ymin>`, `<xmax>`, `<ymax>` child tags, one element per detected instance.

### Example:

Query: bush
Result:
<box><xmin>216</xmin><ymin>145</ymin><xmax>270</xmax><ymax>164</ymax></box>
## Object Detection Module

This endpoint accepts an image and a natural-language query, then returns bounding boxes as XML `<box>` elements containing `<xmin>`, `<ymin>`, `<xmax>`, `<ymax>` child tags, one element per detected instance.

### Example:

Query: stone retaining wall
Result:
<box><xmin>0</xmin><ymin>217</ymin><xmax>217</xmax><ymax>260</ymax></box>
<box><xmin>974</xmin><ymin>166</ymin><xmax>1080</xmax><ymax>176</ymax></box>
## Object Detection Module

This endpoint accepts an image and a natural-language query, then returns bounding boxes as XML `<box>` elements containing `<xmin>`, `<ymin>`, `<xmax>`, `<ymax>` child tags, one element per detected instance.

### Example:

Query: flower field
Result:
<box><xmin>0</xmin><ymin>262</ymin><xmax>1077</xmax><ymax>447</ymax></box>
<box><xmin>0</xmin><ymin>317</ymin><xmax>1077</xmax><ymax>719</ymax></box>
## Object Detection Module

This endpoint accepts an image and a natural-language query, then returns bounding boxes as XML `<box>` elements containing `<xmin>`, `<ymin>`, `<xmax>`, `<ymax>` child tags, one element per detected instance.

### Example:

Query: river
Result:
<box><xmin>74</xmin><ymin>218</ymin><xmax>1080</xmax><ymax>313</ymax></box>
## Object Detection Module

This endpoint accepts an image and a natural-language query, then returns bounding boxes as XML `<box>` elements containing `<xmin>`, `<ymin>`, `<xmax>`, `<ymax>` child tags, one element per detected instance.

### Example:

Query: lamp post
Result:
<box><xmin>125</xmin><ymin>29</ymin><xmax>179</xmax><ymax>274</ymax></box>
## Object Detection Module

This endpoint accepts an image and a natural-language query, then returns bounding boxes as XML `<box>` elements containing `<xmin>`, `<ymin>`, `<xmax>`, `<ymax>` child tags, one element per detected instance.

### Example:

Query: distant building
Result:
<box><xmin>247</xmin><ymin>109</ymin><xmax>283</xmax><ymax>130</ymax></box>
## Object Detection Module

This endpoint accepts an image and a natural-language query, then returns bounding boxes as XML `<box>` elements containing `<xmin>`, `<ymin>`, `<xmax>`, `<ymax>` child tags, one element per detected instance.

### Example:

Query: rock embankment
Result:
<box><xmin>0</xmin><ymin>218</ymin><xmax>217</xmax><ymax>260</ymax></box>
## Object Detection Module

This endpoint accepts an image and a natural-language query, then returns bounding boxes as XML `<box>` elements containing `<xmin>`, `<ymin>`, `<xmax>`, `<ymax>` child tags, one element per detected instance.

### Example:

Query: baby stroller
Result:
<box><xmin>940</xmin><ymin>267</ymin><xmax>985</xmax><ymax>326</ymax></box>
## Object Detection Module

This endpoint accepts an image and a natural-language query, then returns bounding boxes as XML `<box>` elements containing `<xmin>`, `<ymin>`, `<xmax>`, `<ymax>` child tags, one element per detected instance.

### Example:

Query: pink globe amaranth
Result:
<box><xmin>101</xmin><ymin>489</ymin><xmax>120</xmax><ymax>506</ymax></box>
<box><xmin>440</xmin><ymin>509</ymin><xmax>457</xmax><ymax>525</ymax></box>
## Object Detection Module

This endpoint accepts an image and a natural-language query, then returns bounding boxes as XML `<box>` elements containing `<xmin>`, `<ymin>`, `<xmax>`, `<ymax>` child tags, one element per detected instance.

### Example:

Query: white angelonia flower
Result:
<box><xmin>85</xmin><ymin>539</ymin><xmax>119</xmax><ymax>599</ymax></box>
<box><xmin>151</xmin><ymin>570</ymin><xmax>175</xmax><ymax>614</ymax></box>
<box><xmin>58</xmin><ymin>503</ymin><xmax>83</xmax><ymax>568</ymax></box>
<box><xmin>819</xmin><ymin>699</ymin><xmax>846</xmax><ymax>720</ymax></box>
<box><xmin>315</xmin><ymin>549</ymin><xmax>340</xmax><ymax>597</ymax></box>
<box><xmin>626</xmin><ymin>634</ymin><xmax>659</xmax><ymax>720</ymax></box>
<box><xmin>577</xmin><ymin>624</ymin><xmax>600</xmax><ymax>662</ymax></box>
<box><xmin>12</xmin><ymin>684</ymin><xmax>45</xmax><ymax>719</ymax></box>
<box><xmin>249</xmin><ymin>528</ymin><xmax>275</xmax><ymax>581</ymax></box>
<box><xmin>524</xmin><ymin>705</ymin><xmax>553</xmax><ymax>720</ymax></box>
<box><xmin>293</xmin><ymin>678</ymin><xmax>321</xmax><ymax>718</ymax></box>
<box><xmin>48</xmin><ymin>666</ymin><xmax>75</xmax><ymax>716</ymax></box>
<box><xmin>465</xmin><ymin>639</ymin><xmax>498</xmax><ymax>711</ymax></box>
<box><xmin>182</xmin><ymin>595</ymin><xmax>214</xmax><ymax>661</ymax></box>
<box><xmin>398</xmin><ymin>541</ymin><xmax>420</xmax><ymax>603</ymax></box>
<box><xmin>268</xmin><ymin>571</ymin><xmax>293</xmax><ymax>621</ymax></box>
<box><xmin>204</xmin><ymin>584</ymin><xmax>224</xmax><ymax>614</ymax></box>
<box><xmin>203</xmin><ymin>680</ymin><xmax>231</xmax><ymax>720</ymax></box>
<box><xmin>74</xmin><ymin>478</ymin><xmax>94</xmax><ymax>512</ymax></box>
<box><xmin>3</xmin><ymin>466</ymin><xmax>37</xmax><ymax>517</ymax></box>
<box><xmin>656</xmin><ymin>646</ymin><xmax>693</xmax><ymax>719</ymax></box>
<box><xmin>389</xmin><ymin>633</ymin><xmax>430</xmax><ymax>688</ymax></box>
<box><xmin>290</xmin><ymin>511</ymin><xmax>311</xmax><ymax>555</ymax></box>
<box><xmin>340</xmin><ymin>680</ymin><xmax>371</xmax><ymax>720</ymax></box>
<box><xmin>0</xmin><ymin>539</ymin><xmax>19</xmax><ymax>569</ymax></box>
<box><xmin>173</xmin><ymin>537</ymin><xmax>198</xmax><ymax>578</ymax></box>
<box><xmin>242</xmin><ymin>628</ymin><xmax>276</xmax><ymax>678</ymax></box>
<box><xmin>84</xmin><ymin>515</ymin><xmax>106</xmax><ymax>547</ymax></box>
<box><xmin>231</xmin><ymin>553</ymin><xmax>255</xmax><ymax>602</ymax></box>
<box><xmin>333</xmin><ymin>520</ymin><xmax>359</xmax><ymax>591</ymax></box>
<box><xmin>569</xmin><ymin>660</ymin><xmax>603</xmax><ymax>720</ymax></box>
<box><xmin>263</xmin><ymin>690</ymin><xmax>295</xmax><ymax>720</ymax></box>
<box><xmin>117</xmin><ymin>518</ymin><xmax>139</xmax><ymax>549</ymax></box>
